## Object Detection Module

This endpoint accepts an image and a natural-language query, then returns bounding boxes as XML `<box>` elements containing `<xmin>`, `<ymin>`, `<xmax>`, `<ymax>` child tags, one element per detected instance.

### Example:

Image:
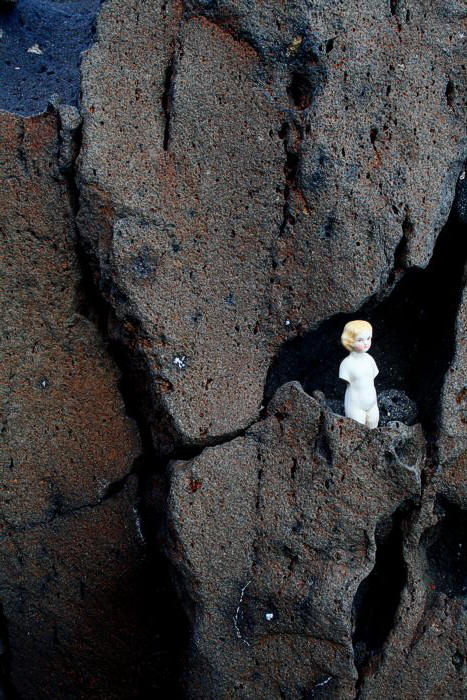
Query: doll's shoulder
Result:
<box><xmin>339</xmin><ymin>356</ymin><xmax>352</xmax><ymax>380</ymax></box>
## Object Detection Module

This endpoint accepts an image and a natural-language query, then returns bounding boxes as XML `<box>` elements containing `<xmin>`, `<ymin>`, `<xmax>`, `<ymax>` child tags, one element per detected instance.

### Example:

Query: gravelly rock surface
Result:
<box><xmin>0</xmin><ymin>0</ymin><xmax>465</xmax><ymax>696</ymax></box>
<box><xmin>77</xmin><ymin>0</ymin><xmax>466</xmax><ymax>450</ymax></box>
<box><xmin>0</xmin><ymin>111</ymin><xmax>140</xmax><ymax>527</ymax></box>
<box><xmin>0</xmin><ymin>110</ymin><xmax>167</xmax><ymax>697</ymax></box>
<box><xmin>166</xmin><ymin>382</ymin><xmax>424</xmax><ymax>698</ymax></box>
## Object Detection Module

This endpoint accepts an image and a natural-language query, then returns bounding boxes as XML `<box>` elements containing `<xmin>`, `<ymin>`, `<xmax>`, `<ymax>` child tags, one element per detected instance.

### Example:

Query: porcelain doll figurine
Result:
<box><xmin>339</xmin><ymin>320</ymin><xmax>379</xmax><ymax>428</ymax></box>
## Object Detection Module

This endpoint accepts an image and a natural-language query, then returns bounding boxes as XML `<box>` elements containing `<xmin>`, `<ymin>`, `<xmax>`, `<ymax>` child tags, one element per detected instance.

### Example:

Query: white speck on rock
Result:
<box><xmin>460</xmin><ymin>171</ymin><xmax>466</xmax><ymax>181</ymax></box>
<box><xmin>265</xmin><ymin>612</ymin><xmax>274</xmax><ymax>621</ymax></box>
<box><xmin>173</xmin><ymin>355</ymin><xmax>186</xmax><ymax>370</ymax></box>
<box><xmin>27</xmin><ymin>43</ymin><xmax>43</xmax><ymax>55</ymax></box>
<box><xmin>285</xmin><ymin>319</ymin><xmax>291</xmax><ymax>326</ymax></box>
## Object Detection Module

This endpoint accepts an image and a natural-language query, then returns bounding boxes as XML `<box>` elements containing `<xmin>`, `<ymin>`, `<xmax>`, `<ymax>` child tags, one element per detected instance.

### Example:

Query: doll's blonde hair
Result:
<box><xmin>341</xmin><ymin>320</ymin><xmax>373</xmax><ymax>352</ymax></box>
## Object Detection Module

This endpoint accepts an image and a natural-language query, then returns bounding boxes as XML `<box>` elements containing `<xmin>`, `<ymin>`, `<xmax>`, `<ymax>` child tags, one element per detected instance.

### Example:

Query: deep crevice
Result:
<box><xmin>422</xmin><ymin>496</ymin><xmax>467</xmax><ymax>598</ymax></box>
<box><xmin>63</xmin><ymin>129</ymin><xmax>191</xmax><ymax>696</ymax></box>
<box><xmin>74</xmin><ymin>285</ymin><xmax>190</xmax><ymax>697</ymax></box>
<box><xmin>0</xmin><ymin>600</ymin><xmax>18</xmax><ymax>700</ymax></box>
<box><xmin>278</xmin><ymin>121</ymin><xmax>300</xmax><ymax>237</ymax></box>
<box><xmin>285</xmin><ymin>34</ymin><xmax>326</xmax><ymax>111</ymax></box>
<box><xmin>162</xmin><ymin>52</ymin><xmax>176</xmax><ymax>151</ymax></box>
<box><xmin>445</xmin><ymin>80</ymin><xmax>454</xmax><ymax>109</ymax></box>
<box><xmin>352</xmin><ymin>501</ymin><xmax>415</xmax><ymax>691</ymax></box>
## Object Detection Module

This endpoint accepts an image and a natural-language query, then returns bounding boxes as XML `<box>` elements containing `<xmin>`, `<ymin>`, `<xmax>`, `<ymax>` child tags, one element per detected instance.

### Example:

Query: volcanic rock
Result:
<box><xmin>166</xmin><ymin>382</ymin><xmax>423</xmax><ymax>698</ymax></box>
<box><xmin>0</xmin><ymin>110</ymin><xmax>160</xmax><ymax>696</ymax></box>
<box><xmin>77</xmin><ymin>0</ymin><xmax>466</xmax><ymax>451</ymax></box>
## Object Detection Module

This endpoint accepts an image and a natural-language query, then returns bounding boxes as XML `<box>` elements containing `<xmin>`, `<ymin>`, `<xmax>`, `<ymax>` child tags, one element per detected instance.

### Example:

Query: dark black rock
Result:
<box><xmin>0</xmin><ymin>0</ymin><xmax>101</xmax><ymax>115</ymax></box>
<box><xmin>378</xmin><ymin>389</ymin><xmax>418</xmax><ymax>426</ymax></box>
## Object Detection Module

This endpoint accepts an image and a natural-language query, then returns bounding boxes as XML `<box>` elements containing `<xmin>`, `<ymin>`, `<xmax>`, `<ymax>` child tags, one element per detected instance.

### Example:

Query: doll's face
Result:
<box><xmin>353</xmin><ymin>331</ymin><xmax>372</xmax><ymax>353</ymax></box>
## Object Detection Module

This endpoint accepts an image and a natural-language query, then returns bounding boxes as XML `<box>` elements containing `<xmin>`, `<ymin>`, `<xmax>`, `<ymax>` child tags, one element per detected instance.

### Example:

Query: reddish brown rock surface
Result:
<box><xmin>0</xmin><ymin>112</ymin><xmax>141</xmax><ymax>526</ymax></box>
<box><xmin>77</xmin><ymin>0</ymin><xmax>466</xmax><ymax>449</ymax></box>
<box><xmin>0</xmin><ymin>484</ymin><xmax>156</xmax><ymax>700</ymax></box>
<box><xmin>1</xmin><ymin>0</ymin><xmax>465</xmax><ymax>696</ymax></box>
<box><xmin>0</xmin><ymin>111</ymin><xmax>166</xmax><ymax>697</ymax></box>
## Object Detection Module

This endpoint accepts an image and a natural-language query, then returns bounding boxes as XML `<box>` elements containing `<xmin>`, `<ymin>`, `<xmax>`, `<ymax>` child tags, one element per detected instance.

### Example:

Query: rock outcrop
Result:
<box><xmin>0</xmin><ymin>111</ymin><xmax>172</xmax><ymax>698</ymax></box>
<box><xmin>0</xmin><ymin>0</ymin><xmax>465</xmax><ymax>697</ymax></box>
<box><xmin>77</xmin><ymin>0</ymin><xmax>466</xmax><ymax>451</ymax></box>
<box><xmin>0</xmin><ymin>0</ymin><xmax>101</xmax><ymax>115</ymax></box>
<box><xmin>166</xmin><ymin>382</ymin><xmax>424</xmax><ymax>698</ymax></box>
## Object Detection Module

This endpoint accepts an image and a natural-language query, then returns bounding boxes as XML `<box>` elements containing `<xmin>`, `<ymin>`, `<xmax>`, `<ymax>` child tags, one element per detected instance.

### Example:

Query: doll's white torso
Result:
<box><xmin>339</xmin><ymin>352</ymin><xmax>378</xmax><ymax>413</ymax></box>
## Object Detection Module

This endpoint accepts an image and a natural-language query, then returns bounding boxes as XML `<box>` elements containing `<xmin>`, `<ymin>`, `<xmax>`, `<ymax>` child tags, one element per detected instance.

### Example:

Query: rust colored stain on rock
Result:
<box><xmin>0</xmin><ymin>110</ymin><xmax>150</xmax><ymax>697</ymax></box>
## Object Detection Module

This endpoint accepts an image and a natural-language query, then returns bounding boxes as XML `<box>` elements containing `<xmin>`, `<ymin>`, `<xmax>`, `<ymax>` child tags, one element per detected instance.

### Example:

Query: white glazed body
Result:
<box><xmin>339</xmin><ymin>352</ymin><xmax>379</xmax><ymax>428</ymax></box>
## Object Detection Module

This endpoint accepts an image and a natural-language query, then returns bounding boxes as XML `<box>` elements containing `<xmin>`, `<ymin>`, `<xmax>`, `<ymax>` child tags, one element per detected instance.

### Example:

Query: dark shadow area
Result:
<box><xmin>131</xmin><ymin>466</ymin><xmax>190</xmax><ymax>699</ymax></box>
<box><xmin>265</xmin><ymin>169</ymin><xmax>467</xmax><ymax>438</ymax></box>
<box><xmin>0</xmin><ymin>601</ymin><xmax>17</xmax><ymax>700</ymax></box>
<box><xmin>285</xmin><ymin>33</ymin><xmax>327</xmax><ymax>111</ymax></box>
<box><xmin>352</xmin><ymin>502</ymin><xmax>413</xmax><ymax>680</ymax></box>
<box><xmin>422</xmin><ymin>496</ymin><xmax>467</xmax><ymax>598</ymax></box>
<box><xmin>75</xmin><ymin>283</ymin><xmax>191</xmax><ymax>697</ymax></box>
<box><xmin>66</xmin><ymin>137</ymin><xmax>190</xmax><ymax>694</ymax></box>
<box><xmin>0</xmin><ymin>0</ymin><xmax>101</xmax><ymax>115</ymax></box>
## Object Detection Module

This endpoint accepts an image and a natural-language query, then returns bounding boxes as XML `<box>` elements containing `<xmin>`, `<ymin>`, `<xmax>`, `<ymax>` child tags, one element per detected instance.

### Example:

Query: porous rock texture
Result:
<box><xmin>167</xmin><ymin>382</ymin><xmax>424</xmax><ymax>698</ymax></box>
<box><xmin>77</xmin><ymin>0</ymin><xmax>466</xmax><ymax>450</ymax></box>
<box><xmin>0</xmin><ymin>0</ymin><xmax>466</xmax><ymax>697</ymax></box>
<box><xmin>0</xmin><ymin>111</ymin><xmax>159</xmax><ymax>698</ymax></box>
<box><xmin>0</xmin><ymin>111</ymin><xmax>140</xmax><ymax>528</ymax></box>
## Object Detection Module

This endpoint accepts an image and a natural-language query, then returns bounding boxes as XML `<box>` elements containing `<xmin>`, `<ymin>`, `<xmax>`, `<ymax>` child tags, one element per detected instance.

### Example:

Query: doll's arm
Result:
<box><xmin>339</xmin><ymin>359</ymin><xmax>351</xmax><ymax>382</ymax></box>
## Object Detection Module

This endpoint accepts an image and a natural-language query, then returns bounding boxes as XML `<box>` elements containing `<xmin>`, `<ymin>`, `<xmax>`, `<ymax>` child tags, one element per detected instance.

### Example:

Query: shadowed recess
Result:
<box><xmin>352</xmin><ymin>502</ymin><xmax>413</xmax><ymax>682</ymax></box>
<box><xmin>0</xmin><ymin>600</ymin><xmax>17</xmax><ymax>699</ymax></box>
<box><xmin>422</xmin><ymin>496</ymin><xmax>467</xmax><ymax>599</ymax></box>
<box><xmin>0</xmin><ymin>0</ymin><xmax>101</xmax><ymax>115</ymax></box>
<box><xmin>75</xmin><ymin>243</ymin><xmax>190</xmax><ymax>694</ymax></box>
<box><xmin>264</xmin><ymin>169</ymin><xmax>467</xmax><ymax>435</ymax></box>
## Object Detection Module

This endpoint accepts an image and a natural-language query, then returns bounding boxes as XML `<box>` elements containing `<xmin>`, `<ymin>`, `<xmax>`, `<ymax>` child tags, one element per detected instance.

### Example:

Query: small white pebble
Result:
<box><xmin>27</xmin><ymin>43</ymin><xmax>43</xmax><ymax>55</ymax></box>
<box><xmin>460</xmin><ymin>171</ymin><xmax>466</xmax><ymax>181</ymax></box>
<box><xmin>173</xmin><ymin>355</ymin><xmax>186</xmax><ymax>370</ymax></box>
<box><xmin>265</xmin><ymin>612</ymin><xmax>274</xmax><ymax>621</ymax></box>
<box><xmin>285</xmin><ymin>319</ymin><xmax>291</xmax><ymax>326</ymax></box>
<box><xmin>15</xmin><ymin>66</ymin><xmax>20</xmax><ymax>70</ymax></box>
